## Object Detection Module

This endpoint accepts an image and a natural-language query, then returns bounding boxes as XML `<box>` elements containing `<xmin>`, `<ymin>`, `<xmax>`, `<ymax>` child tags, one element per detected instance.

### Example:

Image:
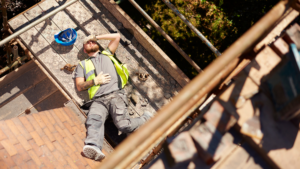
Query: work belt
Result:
<box><xmin>80</xmin><ymin>89</ymin><xmax>124</xmax><ymax>113</ymax></box>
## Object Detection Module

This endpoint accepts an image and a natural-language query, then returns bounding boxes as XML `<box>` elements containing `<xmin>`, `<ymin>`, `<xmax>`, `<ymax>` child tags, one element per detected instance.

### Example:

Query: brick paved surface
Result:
<box><xmin>0</xmin><ymin>107</ymin><xmax>106</xmax><ymax>168</ymax></box>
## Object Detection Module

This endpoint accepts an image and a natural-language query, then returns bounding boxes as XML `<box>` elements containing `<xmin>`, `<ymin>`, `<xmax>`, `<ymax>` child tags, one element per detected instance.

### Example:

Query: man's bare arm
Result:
<box><xmin>75</xmin><ymin>77</ymin><xmax>94</xmax><ymax>91</ymax></box>
<box><xmin>75</xmin><ymin>72</ymin><xmax>111</xmax><ymax>91</ymax></box>
<box><xmin>95</xmin><ymin>33</ymin><xmax>120</xmax><ymax>55</ymax></box>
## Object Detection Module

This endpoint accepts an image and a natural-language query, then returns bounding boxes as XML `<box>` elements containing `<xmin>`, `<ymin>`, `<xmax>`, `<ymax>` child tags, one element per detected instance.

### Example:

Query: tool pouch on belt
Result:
<box><xmin>80</xmin><ymin>100</ymin><xmax>94</xmax><ymax>115</ymax></box>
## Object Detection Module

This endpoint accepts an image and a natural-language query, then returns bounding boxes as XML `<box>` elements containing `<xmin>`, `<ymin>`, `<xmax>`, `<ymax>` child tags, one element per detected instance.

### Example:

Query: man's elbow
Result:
<box><xmin>115</xmin><ymin>33</ymin><xmax>120</xmax><ymax>40</ymax></box>
<box><xmin>76</xmin><ymin>84</ymin><xmax>82</xmax><ymax>91</ymax></box>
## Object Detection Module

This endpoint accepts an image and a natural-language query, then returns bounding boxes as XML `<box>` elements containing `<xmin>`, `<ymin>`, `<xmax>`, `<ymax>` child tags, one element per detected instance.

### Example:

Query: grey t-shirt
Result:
<box><xmin>73</xmin><ymin>51</ymin><xmax>121</xmax><ymax>98</ymax></box>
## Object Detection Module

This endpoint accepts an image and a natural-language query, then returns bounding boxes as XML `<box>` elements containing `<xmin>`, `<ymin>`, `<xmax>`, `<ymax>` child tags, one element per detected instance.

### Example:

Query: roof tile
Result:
<box><xmin>39</xmin><ymin>112</ymin><xmax>56</xmax><ymax>133</ymax></box>
<box><xmin>30</xmin><ymin>131</ymin><xmax>44</xmax><ymax>147</ymax></box>
<box><xmin>0</xmin><ymin>148</ymin><xmax>17</xmax><ymax>167</ymax></box>
<box><xmin>44</xmin><ymin>111</ymin><xmax>56</xmax><ymax>125</ymax></box>
<box><xmin>1</xmin><ymin>107</ymin><xmax>109</xmax><ymax>168</ymax></box>
<box><xmin>11</xmin><ymin>118</ymin><xmax>32</xmax><ymax>140</ymax></box>
<box><xmin>0</xmin><ymin>139</ymin><xmax>18</xmax><ymax>156</ymax></box>
<box><xmin>32</xmin><ymin>114</ymin><xmax>47</xmax><ymax>129</ymax></box>
<box><xmin>18</xmin><ymin>116</ymin><xmax>34</xmax><ymax>133</ymax></box>
<box><xmin>0</xmin><ymin>121</ymin><xmax>19</xmax><ymax>145</ymax></box>
<box><xmin>14</xmin><ymin>143</ymin><xmax>31</xmax><ymax>162</ymax></box>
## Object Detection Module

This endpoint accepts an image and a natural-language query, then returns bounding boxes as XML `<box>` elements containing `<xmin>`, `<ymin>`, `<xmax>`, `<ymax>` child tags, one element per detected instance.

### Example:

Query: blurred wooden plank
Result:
<box><xmin>254</xmin><ymin>9</ymin><xmax>299</xmax><ymax>51</ymax></box>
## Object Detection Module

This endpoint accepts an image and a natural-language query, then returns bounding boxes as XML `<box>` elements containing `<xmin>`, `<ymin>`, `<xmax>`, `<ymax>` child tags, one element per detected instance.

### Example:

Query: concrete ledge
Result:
<box><xmin>99</xmin><ymin>0</ymin><xmax>190</xmax><ymax>87</ymax></box>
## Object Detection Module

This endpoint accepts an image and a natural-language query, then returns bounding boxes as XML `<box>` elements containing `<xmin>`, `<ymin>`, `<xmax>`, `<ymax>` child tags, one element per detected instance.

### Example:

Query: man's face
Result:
<box><xmin>83</xmin><ymin>40</ymin><xmax>99</xmax><ymax>54</ymax></box>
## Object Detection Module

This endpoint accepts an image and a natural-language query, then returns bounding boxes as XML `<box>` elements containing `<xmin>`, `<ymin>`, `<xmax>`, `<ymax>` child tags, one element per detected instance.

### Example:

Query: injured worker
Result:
<box><xmin>73</xmin><ymin>33</ymin><xmax>153</xmax><ymax>161</ymax></box>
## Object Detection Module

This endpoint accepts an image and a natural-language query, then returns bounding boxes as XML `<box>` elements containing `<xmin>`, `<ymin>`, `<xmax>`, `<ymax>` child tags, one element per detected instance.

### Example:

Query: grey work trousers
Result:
<box><xmin>84</xmin><ymin>89</ymin><xmax>144</xmax><ymax>150</ymax></box>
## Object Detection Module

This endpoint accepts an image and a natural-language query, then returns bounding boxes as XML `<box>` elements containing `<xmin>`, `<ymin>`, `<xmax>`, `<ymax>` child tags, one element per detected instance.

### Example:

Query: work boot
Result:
<box><xmin>141</xmin><ymin>111</ymin><xmax>153</xmax><ymax>123</ymax></box>
<box><xmin>83</xmin><ymin>145</ymin><xmax>106</xmax><ymax>161</ymax></box>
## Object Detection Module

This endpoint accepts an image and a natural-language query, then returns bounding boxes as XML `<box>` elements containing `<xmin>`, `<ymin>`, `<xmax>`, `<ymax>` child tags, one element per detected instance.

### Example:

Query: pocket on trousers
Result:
<box><xmin>115</xmin><ymin>97</ymin><xmax>126</xmax><ymax>115</ymax></box>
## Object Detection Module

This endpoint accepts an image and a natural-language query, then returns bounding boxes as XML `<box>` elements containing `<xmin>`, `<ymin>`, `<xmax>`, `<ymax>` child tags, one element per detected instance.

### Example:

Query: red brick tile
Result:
<box><xmin>52</xmin><ymin>150</ymin><xmax>67</xmax><ymax>166</ymax></box>
<box><xmin>69</xmin><ymin>153</ymin><xmax>86</xmax><ymax>169</ymax></box>
<box><xmin>54</xmin><ymin>124</ymin><xmax>66</xmax><ymax>138</ymax></box>
<box><xmin>0</xmin><ymin>121</ymin><xmax>19</xmax><ymax>145</ymax></box>
<box><xmin>16</xmin><ymin>135</ymin><xmax>32</xmax><ymax>151</ymax></box>
<box><xmin>32</xmin><ymin>114</ymin><xmax>47</xmax><ymax>129</ymax></box>
<box><xmin>85</xmin><ymin>165</ymin><xmax>92</xmax><ymax>169</ymax></box>
<box><xmin>40</xmin><ymin>145</ymin><xmax>58</xmax><ymax>164</ymax></box>
<box><xmin>81</xmin><ymin>131</ymin><xmax>86</xmax><ymax>139</ymax></box>
<box><xmin>11</xmin><ymin>154</ymin><xmax>26</xmax><ymax>167</ymax></box>
<box><xmin>50</xmin><ymin>110</ymin><xmax>65</xmax><ymax>129</ymax></box>
<box><xmin>30</xmin><ymin>131</ymin><xmax>44</xmax><ymax>147</ymax></box>
<box><xmin>76</xmin><ymin>124</ymin><xmax>86</xmax><ymax>132</ymax></box>
<box><xmin>0</xmin><ymin>139</ymin><xmax>18</xmax><ymax>156</ymax></box>
<box><xmin>39</xmin><ymin>112</ymin><xmax>56</xmax><ymax>133</ymax></box>
<box><xmin>14</xmin><ymin>143</ymin><xmax>31</xmax><ymax>162</ymax></box>
<box><xmin>64</xmin><ymin>137</ymin><xmax>77</xmax><ymax>152</ymax></box>
<box><xmin>74</xmin><ymin>142</ymin><xmax>82</xmax><ymax>152</ymax></box>
<box><xmin>41</xmin><ymin>136</ymin><xmax>55</xmax><ymax>152</ymax></box>
<box><xmin>43</xmin><ymin>128</ymin><xmax>55</xmax><ymax>142</ymax></box>
<box><xmin>39</xmin><ymin>154</ymin><xmax>55</xmax><ymax>169</ymax></box>
<box><xmin>64</xmin><ymin>164</ymin><xmax>73</xmax><ymax>169</ymax></box>
<box><xmin>64</xmin><ymin>129</ymin><xmax>76</xmax><ymax>143</ymax></box>
<box><xmin>0</xmin><ymin>159</ymin><xmax>9</xmax><ymax>169</ymax></box>
<box><xmin>26</xmin><ymin>160</ymin><xmax>38</xmax><ymax>169</ymax></box>
<box><xmin>20</xmin><ymin>163</ymin><xmax>29</xmax><ymax>169</ymax></box>
<box><xmin>53</xmin><ymin>141</ymin><xmax>68</xmax><ymax>156</ymax></box>
<box><xmin>53</xmin><ymin>108</ymin><xmax>67</xmax><ymax>123</ymax></box>
<box><xmin>60</xmin><ymin>108</ymin><xmax>75</xmax><ymax>127</ymax></box>
<box><xmin>11</xmin><ymin>166</ymin><xmax>21</xmax><ymax>169</ymax></box>
<box><xmin>73</xmin><ymin>134</ymin><xmax>84</xmax><ymax>147</ymax></box>
<box><xmin>28</xmin><ymin>139</ymin><xmax>44</xmax><ymax>157</ymax></box>
<box><xmin>65</xmin><ymin>155</ymin><xmax>79</xmax><ymax>169</ymax></box>
<box><xmin>64</xmin><ymin>121</ymin><xmax>75</xmax><ymax>135</ymax></box>
<box><xmin>0</xmin><ymin>128</ymin><xmax>7</xmax><ymax>141</ymax></box>
<box><xmin>73</xmin><ymin>126</ymin><xmax>85</xmax><ymax>140</ymax></box>
<box><xmin>63</xmin><ymin>107</ymin><xmax>82</xmax><ymax>125</ymax></box>
<box><xmin>93</xmin><ymin>160</ymin><xmax>102</xmax><ymax>168</ymax></box>
<box><xmin>0</xmin><ymin>148</ymin><xmax>17</xmax><ymax>167</ymax></box>
<box><xmin>5</xmin><ymin>119</ymin><xmax>22</xmax><ymax>136</ymax></box>
<box><xmin>26</xmin><ymin>116</ymin><xmax>44</xmax><ymax>137</ymax></box>
<box><xmin>5</xmin><ymin>120</ymin><xmax>32</xmax><ymax>151</ymax></box>
<box><xmin>57</xmin><ymin>139</ymin><xmax>73</xmax><ymax>156</ymax></box>
<box><xmin>84</xmin><ymin>157</ymin><xmax>95</xmax><ymax>168</ymax></box>
<box><xmin>18</xmin><ymin>116</ymin><xmax>34</xmax><ymax>132</ymax></box>
<box><xmin>27</xmin><ymin>149</ymin><xmax>43</xmax><ymax>167</ymax></box>
<box><xmin>12</xmin><ymin>118</ymin><xmax>32</xmax><ymax>140</ymax></box>
<box><xmin>44</xmin><ymin>111</ymin><xmax>56</xmax><ymax>125</ymax></box>
<box><xmin>75</xmin><ymin>153</ymin><xmax>88</xmax><ymax>166</ymax></box>
<box><xmin>53</xmin><ymin>132</ymin><xmax>63</xmax><ymax>141</ymax></box>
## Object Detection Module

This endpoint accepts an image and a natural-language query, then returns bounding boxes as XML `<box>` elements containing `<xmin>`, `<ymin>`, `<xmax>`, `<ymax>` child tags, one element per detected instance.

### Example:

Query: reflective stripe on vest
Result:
<box><xmin>79</xmin><ymin>59</ymin><xmax>99</xmax><ymax>100</ymax></box>
<box><xmin>102</xmin><ymin>50</ymin><xmax>129</xmax><ymax>88</ymax></box>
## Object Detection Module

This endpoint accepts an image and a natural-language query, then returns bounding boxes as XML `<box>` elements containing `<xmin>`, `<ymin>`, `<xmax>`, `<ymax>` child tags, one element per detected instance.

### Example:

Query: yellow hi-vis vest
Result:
<box><xmin>79</xmin><ymin>51</ymin><xmax>129</xmax><ymax>100</ymax></box>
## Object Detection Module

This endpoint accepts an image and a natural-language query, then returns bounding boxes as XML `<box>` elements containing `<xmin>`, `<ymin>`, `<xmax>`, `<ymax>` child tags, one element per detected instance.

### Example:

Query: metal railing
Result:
<box><xmin>97</xmin><ymin>1</ymin><xmax>291</xmax><ymax>168</ymax></box>
<box><xmin>128</xmin><ymin>0</ymin><xmax>202</xmax><ymax>72</ymax></box>
<box><xmin>0</xmin><ymin>0</ymin><xmax>78</xmax><ymax>47</ymax></box>
<box><xmin>162</xmin><ymin>0</ymin><xmax>222</xmax><ymax>57</ymax></box>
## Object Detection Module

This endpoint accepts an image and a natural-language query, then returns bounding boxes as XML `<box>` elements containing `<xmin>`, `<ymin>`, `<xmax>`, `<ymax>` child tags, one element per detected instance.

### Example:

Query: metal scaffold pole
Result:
<box><xmin>161</xmin><ymin>0</ymin><xmax>222</xmax><ymax>56</ymax></box>
<box><xmin>128</xmin><ymin>0</ymin><xmax>202</xmax><ymax>72</ymax></box>
<box><xmin>0</xmin><ymin>0</ymin><xmax>78</xmax><ymax>47</ymax></box>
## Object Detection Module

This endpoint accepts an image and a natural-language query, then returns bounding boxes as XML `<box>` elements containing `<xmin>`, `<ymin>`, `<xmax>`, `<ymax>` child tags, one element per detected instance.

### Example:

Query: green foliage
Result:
<box><xmin>119</xmin><ymin>0</ymin><xmax>278</xmax><ymax>78</ymax></box>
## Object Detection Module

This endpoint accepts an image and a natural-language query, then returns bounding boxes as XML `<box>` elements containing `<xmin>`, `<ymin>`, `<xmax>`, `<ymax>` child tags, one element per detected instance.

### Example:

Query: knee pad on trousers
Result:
<box><xmin>115</xmin><ymin>120</ymin><xmax>131</xmax><ymax>133</ymax></box>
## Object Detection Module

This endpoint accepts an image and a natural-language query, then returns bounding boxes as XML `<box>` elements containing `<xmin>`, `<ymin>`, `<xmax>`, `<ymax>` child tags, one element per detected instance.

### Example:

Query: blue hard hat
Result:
<box><xmin>54</xmin><ymin>28</ymin><xmax>77</xmax><ymax>46</ymax></box>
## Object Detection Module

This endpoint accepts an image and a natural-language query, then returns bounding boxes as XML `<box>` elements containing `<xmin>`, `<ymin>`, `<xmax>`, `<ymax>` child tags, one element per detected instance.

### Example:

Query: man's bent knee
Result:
<box><xmin>115</xmin><ymin>120</ymin><xmax>133</xmax><ymax>133</ymax></box>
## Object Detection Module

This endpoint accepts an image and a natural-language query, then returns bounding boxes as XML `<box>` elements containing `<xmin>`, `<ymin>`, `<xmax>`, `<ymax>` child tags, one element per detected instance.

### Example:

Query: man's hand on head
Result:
<box><xmin>93</xmin><ymin>71</ymin><xmax>111</xmax><ymax>85</ymax></box>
